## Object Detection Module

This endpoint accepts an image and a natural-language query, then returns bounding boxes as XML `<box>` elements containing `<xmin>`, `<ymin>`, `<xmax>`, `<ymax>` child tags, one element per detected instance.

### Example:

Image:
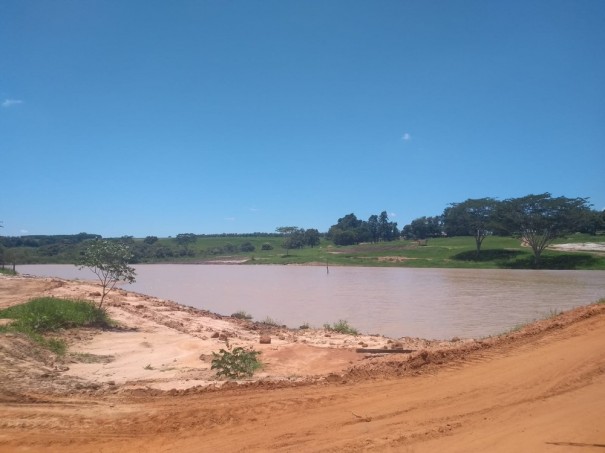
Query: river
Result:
<box><xmin>15</xmin><ymin>264</ymin><xmax>605</xmax><ymax>339</ymax></box>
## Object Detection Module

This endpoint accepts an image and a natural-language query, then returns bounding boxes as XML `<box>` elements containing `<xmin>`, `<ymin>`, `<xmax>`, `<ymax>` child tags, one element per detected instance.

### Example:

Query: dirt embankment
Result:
<box><xmin>0</xmin><ymin>275</ymin><xmax>604</xmax><ymax>452</ymax></box>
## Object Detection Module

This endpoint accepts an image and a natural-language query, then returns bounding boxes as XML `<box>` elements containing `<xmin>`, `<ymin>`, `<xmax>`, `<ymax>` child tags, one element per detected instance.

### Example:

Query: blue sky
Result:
<box><xmin>1</xmin><ymin>1</ymin><xmax>604</xmax><ymax>238</ymax></box>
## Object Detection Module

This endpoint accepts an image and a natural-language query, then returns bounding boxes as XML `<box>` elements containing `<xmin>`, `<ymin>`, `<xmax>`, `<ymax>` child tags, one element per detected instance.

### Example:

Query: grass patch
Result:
<box><xmin>324</xmin><ymin>319</ymin><xmax>359</xmax><ymax>335</ymax></box>
<box><xmin>0</xmin><ymin>297</ymin><xmax>113</xmax><ymax>355</ymax></box>
<box><xmin>0</xmin><ymin>268</ymin><xmax>17</xmax><ymax>276</ymax></box>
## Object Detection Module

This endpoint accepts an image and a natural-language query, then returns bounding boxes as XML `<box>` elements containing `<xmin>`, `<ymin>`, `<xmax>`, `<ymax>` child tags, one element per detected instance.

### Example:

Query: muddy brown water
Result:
<box><xmin>16</xmin><ymin>264</ymin><xmax>605</xmax><ymax>339</ymax></box>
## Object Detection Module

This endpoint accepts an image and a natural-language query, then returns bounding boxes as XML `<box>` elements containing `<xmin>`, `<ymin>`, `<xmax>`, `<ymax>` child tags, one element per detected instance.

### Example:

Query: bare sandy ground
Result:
<box><xmin>1</xmin><ymin>275</ymin><xmax>604</xmax><ymax>452</ymax></box>
<box><xmin>0</xmin><ymin>276</ymin><xmax>458</xmax><ymax>393</ymax></box>
<box><xmin>549</xmin><ymin>242</ymin><xmax>605</xmax><ymax>253</ymax></box>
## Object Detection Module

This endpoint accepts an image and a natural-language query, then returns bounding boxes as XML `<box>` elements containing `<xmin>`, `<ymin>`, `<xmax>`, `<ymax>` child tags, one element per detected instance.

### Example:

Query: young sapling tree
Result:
<box><xmin>77</xmin><ymin>240</ymin><xmax>136</xmax><ymax>308</ymax></box>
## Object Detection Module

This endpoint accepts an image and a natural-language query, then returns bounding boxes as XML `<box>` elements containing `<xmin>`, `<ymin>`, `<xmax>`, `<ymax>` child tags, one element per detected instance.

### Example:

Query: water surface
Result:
<box><xmin>16</xmin><ymin>264</ymin><xmax>605</xmax><ymax>339</ymax></box>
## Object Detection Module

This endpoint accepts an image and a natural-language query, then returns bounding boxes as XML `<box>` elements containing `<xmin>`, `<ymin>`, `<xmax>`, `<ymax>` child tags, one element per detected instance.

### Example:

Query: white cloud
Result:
<box><xmin>20</xmin><ymin>229</ymin><xmax>29</xmax><ymax>234</ymax></box>
<box><xmin>224</xmin><ymin>217</ymin><xmax>236</xmax><ymax>221</ymax></box>
<box><xmin>248</xmin><ymin>207</ymin><xmax>260</xmax><ymax>212</ymax></box>
<box><xmin>401</xmin><ymin>132</ymin><xmax>411</xmax><ymax>141</ymax></box>
<box><xmin>2</xmin><ymin>99</ymin><xmax>23</xmax><ymax>108</ymax></box>
<box><xmin>389</xmin><ymin>212</ymin><xmax>397</xmax><ymax>218</ymax></box>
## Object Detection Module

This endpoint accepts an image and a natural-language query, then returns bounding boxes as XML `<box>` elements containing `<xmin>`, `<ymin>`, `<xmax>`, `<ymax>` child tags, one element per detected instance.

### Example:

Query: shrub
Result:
<box><xmin>240</xmin><ymin>242</ymin><xmax>255</xmax><ymax>252</ymax></box>
<box><xmin>231</xmin><ymin>310</ymin><xmax>253</xmax><ymax>320</ymax></box>
<box><xmin>261</xmin><ymin>243</ymin><xmax>273</xmax><ymax>251</ymax></box>
<box><xmin>211</xmin><ymin>347</ymin><xmax>262</xmax><ymax>379</ymax></box>
<box><xmin>324</xmin><ymin>320</ymin><xmax>359</xmax><ymax>335</ymax></box>
<box><xmin>223</xmin><ymin>243</ymin><xmax>237</xmax><ymax>253</ymax></box>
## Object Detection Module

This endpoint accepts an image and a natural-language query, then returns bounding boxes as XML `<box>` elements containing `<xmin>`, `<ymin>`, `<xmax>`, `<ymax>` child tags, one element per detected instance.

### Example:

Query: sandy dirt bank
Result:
<box><xmin>0</xmin><ymin>275</ymin><xmax>604</xmax><ymax>452</ymax></box>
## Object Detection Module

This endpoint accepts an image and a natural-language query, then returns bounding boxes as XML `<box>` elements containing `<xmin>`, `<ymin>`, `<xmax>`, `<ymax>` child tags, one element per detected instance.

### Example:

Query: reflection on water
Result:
<box><xmin>16</xmin><ymin>264</ymin><xmax>605</xmax><ymax>339</ymax></box>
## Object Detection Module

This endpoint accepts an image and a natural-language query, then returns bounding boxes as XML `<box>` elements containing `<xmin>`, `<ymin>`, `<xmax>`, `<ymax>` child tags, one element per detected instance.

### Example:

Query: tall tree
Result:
<box><xmin>367</xmin><ymin>215</ymin><xmax>380</xmax><ymax>243</ymax></box>
<box><xmin>497</xmin><ymin>193</ymin><xmax>592</xmax><ymax>267</ymax></box>
<box><xmin>377</xmin><ymin>211</ymin><xmax>399</xmax><ymax>242</ymax></box>
<box><xmin>304</xmin><ymin>228</ymin><xmax>321</xmax><ymax>248</ymax></box>
<box><xmin>327</xmin><ymin>214</ymin><xmax>366</xmax><ymax>245</ymax></box>
<box><xmin>276</xmin><ymin>226</ymin><xmax>301</xmax><ymax>256</ymax></box>
<box><xmin>443</xmin><ymin>198</ymin><xmax>498</xmax><ymax>256</ymax></box>
<box><xmin>402</xmin><ymin>216</ymin><xmax>443</xmax><ymax>240</ymax></box>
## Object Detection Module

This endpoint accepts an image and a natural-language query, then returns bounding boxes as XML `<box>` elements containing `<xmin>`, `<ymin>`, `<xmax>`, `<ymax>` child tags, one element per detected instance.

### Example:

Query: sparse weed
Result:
<box><xmin>260</xmin><ymin>316</ymin><xmax>280</xmax><ymax>326</ymax></box>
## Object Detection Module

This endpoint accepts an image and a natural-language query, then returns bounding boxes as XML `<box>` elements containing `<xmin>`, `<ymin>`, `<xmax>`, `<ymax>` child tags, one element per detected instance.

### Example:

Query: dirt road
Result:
<box><xmin>1</xmin><ymin>297</ymin><xmax>604</xmax><ymax>452</ymax></box>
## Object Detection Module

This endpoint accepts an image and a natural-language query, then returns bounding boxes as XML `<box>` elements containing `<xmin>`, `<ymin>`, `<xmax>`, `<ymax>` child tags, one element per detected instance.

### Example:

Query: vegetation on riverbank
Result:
<box><xmin>2</xmin><ymin>192</ymin><xmax>604</xmax><ymax>269</ymax></box>
<box><xmin>2</xmin><ymin>233</ymin><xmax>605</xmax><ymax>270</ymax></box>
<box><xmin>0</xmin><ymin>297</ymin><xmax>113</xmax><ymax>354</ymax></box>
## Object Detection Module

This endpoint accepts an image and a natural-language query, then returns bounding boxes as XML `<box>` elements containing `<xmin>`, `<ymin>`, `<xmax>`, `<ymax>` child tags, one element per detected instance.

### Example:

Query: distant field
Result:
<box><xmin>3</xmin><ymin>233</ymin><xmax>605</xmax><ymax>270</ymax></box>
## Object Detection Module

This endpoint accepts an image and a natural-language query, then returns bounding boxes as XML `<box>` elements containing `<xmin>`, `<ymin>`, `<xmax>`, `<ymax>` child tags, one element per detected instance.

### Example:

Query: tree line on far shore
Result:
<box><xmin>1</xmin><ymin>192</ymin><xmax>604</xmax><ymax>268</ymax></box>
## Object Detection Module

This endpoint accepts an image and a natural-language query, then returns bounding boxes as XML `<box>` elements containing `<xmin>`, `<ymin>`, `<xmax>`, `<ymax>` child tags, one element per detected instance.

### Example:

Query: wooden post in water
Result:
<box><xmin>326</xmin><ymin>257</ymin><xmax>329</xmax><ymax>274</ymax></box>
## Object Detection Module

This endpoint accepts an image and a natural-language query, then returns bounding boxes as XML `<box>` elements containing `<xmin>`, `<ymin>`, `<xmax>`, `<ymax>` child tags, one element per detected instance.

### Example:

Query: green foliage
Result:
<box><xmin>401</xmin><ymin>216</ymin><xmax>443</xmax><ymax>240</ymax></box>
<box><xmin>77</xmin><ymin>240</ymin><xmax>136</xmax><ymax>307</ymax></box>
<box><xmin>328</xmin><ymin>211</ymin><xmax>399</xmax><ymax>245</ymax></box>
<box><xmin>240</xmin><ymin>241</ymin><xmax>255</xmax><ymax>252</ymax></box>
<box><xmin>231</xmin><ymin>310</ymin><xmax>253</xmax><ymax>320</ymax></box>
<box><xmin>211</xmin><ymin>347</ymin><xmax>262</xmax><ymax>379</ymax></box>
<box><xmin>4</xmin><ymin>225</ymin><xmax>605</xmax><ymax>270</ymax></box>
<box><xmin>0</xmin><ymin>297</ymin><xmax>112</xmax><ymax>332</ymax></box>
<box><xmin>175</xmin><ymin>233</ymin><xmax>197</xmax><ymax>246</ymax></box>
<box><xmin>443</xmin><ymin>198</ymin><xmax>498</xmax><ymax>255</ymax></box>
<box><xmin>324</xmin><ymin>320</ymin><xmax>359</xmax><ymax>335</ymax></box>
<box><xmin>0</xmin><ymin>297</ymin><xmax>113</xmax><ymax>355</ymax></box>
<box><xmin>496</xmin><ymin>193</ymin><xmax>593</xmax><ymax>267</ymax></box>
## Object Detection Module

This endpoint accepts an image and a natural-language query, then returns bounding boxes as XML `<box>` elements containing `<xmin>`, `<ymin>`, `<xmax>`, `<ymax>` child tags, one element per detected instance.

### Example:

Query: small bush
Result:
<box><xmin>324</xmin><ymin>320</ymin><xmax>359</xmax><ymax>335</ymax></box>
<box><xmin>211</xmin><ymin>347</ymin><xmax>262</xmax><ymax>379</ymax></box>
<box><xmin>231</xmin><ymin>310</ymin><xmax>253</xmax><ymax>320</ymax></box>
<box><xmin>299</xmin><ymin>322</ymin><xmax>310</xmax><ymax>330</ymax></box>
<box><xmin>223</xmin><ymin>243</ymin><xmax>237</xmax><ymax>253</ymax></box>
<box><xmin>240</xmin><ymin>242</ymin><xmax>256</xmax><ymax>252</ymax></box>
<box><xmin>261</xmin><ymin>243</ymin><xmax>273</xmax><ymax>251</ymax></box>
